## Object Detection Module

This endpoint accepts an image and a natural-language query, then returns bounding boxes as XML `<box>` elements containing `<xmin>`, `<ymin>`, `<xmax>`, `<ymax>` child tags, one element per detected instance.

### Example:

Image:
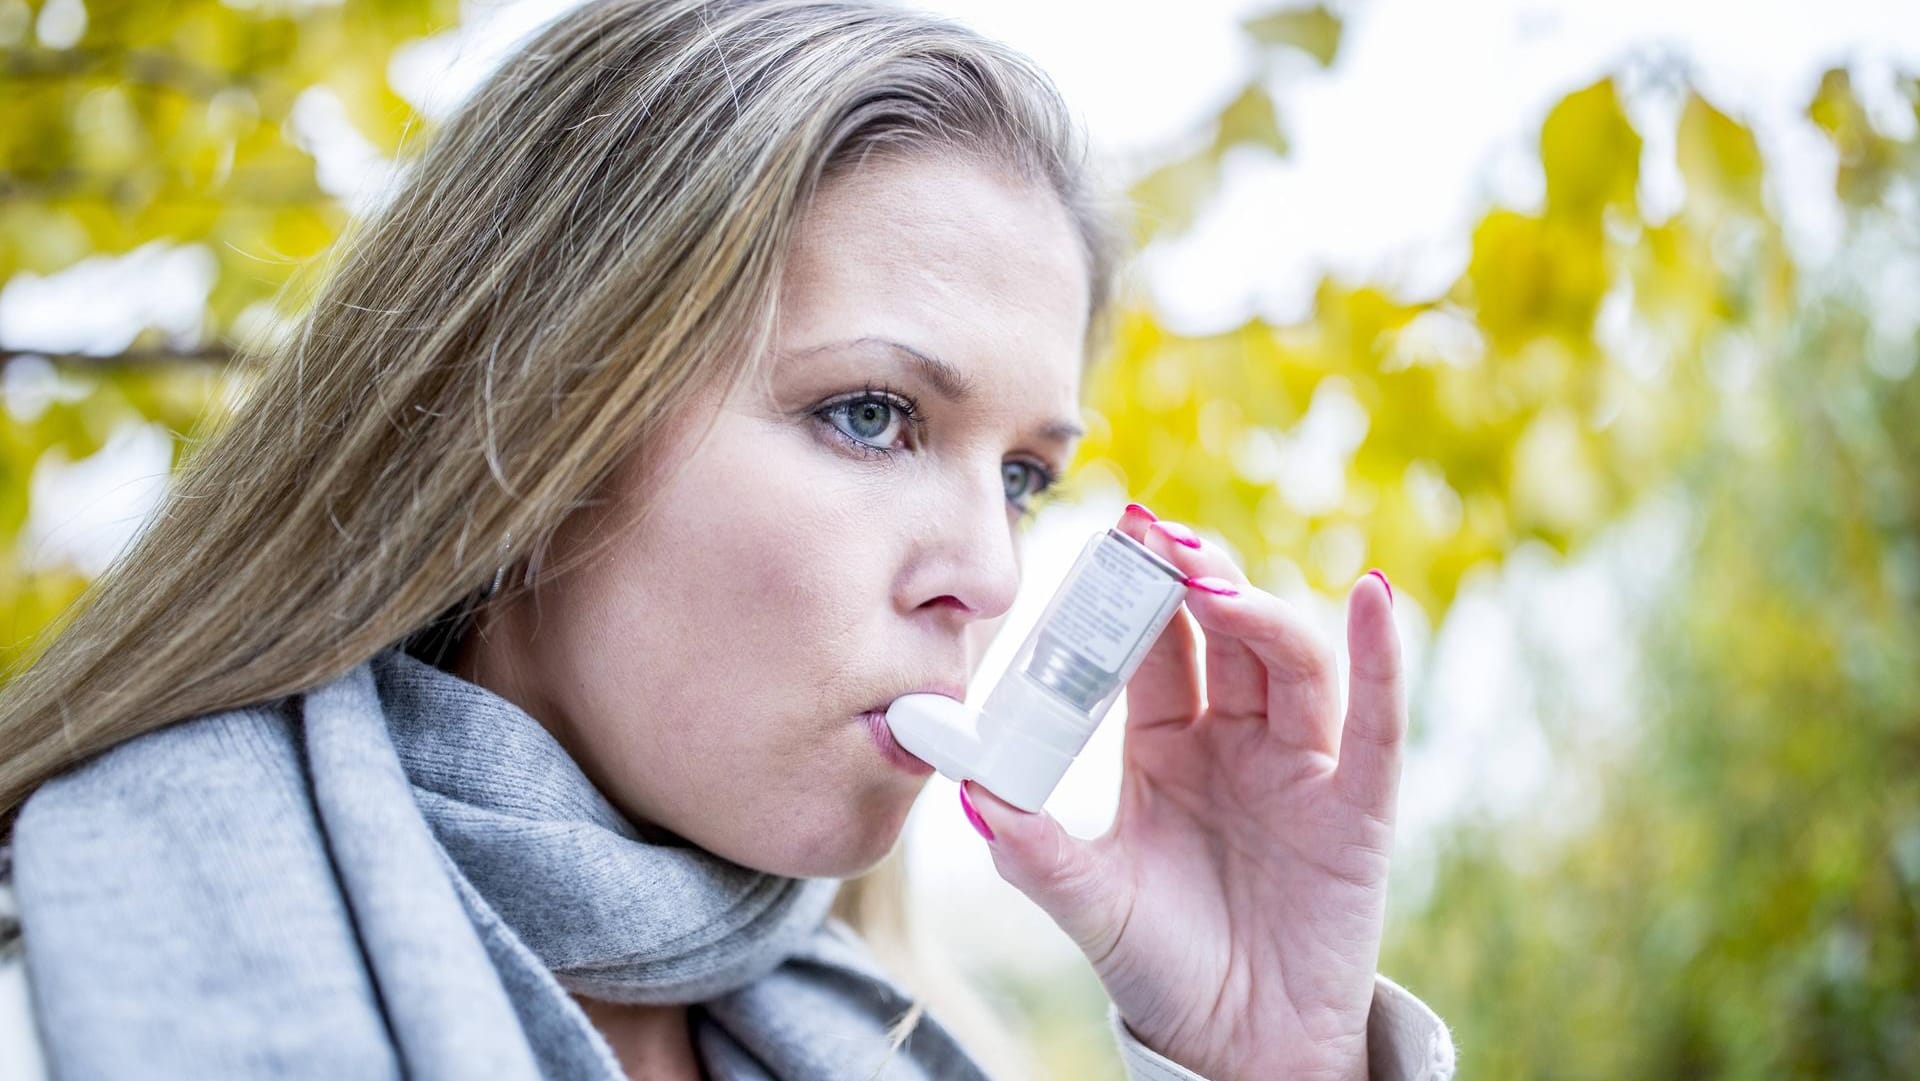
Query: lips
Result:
<box><xmin>862</xmin><ymin>709</ymin><xmax>936</xmax><ymax>775</ymax></box>
<box><xmin>861</xmin><ymin>681</ymin><xmax>969</xmax><ymax>715</ymax></box>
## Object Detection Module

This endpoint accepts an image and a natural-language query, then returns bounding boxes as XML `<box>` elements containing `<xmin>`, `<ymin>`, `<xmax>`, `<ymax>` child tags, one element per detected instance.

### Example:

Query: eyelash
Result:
<box><xmin>811</xmin><ymin>383</ymin><xmax>1061</xmax><ymax>512</ymax></box>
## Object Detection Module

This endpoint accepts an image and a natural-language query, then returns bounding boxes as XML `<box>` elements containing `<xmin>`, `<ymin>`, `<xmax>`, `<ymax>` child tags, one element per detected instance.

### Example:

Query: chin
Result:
<box><xmin>724</xmin><ymin>799</ymin><xmax>913</xmax><ymax>879</ymax></box>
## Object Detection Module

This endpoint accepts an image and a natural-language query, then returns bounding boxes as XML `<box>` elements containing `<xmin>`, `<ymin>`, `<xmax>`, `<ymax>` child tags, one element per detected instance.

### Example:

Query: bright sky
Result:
<box><xmin>4</xmin><ymin>0</ymin><xmax>1919</xmax><ymax>982</ymax></box>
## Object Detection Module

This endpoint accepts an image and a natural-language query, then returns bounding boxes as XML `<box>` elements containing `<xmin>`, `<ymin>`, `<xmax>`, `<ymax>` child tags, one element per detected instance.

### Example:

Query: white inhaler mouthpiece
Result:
<box><xmin>885</xmin><ymin>526</ymin><xmax>1188</xmax><ymax>812</ymax></box>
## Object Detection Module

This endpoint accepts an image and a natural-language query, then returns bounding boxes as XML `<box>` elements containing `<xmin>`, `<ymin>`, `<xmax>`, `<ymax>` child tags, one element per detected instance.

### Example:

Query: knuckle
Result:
<box><xmin>1256</xmin><ymin>622</ymin><xmax>1336</xmax><ymax>687</ymax></box>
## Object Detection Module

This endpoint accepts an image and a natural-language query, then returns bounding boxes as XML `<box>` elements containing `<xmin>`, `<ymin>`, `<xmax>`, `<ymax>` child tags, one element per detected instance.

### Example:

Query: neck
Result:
<box><xmin>572</xmin><ymin>995</ymin><xmax>706</xmax><ymax>1081</ymax></box>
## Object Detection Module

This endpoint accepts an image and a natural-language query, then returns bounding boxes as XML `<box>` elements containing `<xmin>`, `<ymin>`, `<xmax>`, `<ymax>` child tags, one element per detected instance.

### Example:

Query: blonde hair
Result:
<box><xmin>0</xmin><ymin>0</ymin><xmax>1123</xmax><ymax>1075</ymax></box>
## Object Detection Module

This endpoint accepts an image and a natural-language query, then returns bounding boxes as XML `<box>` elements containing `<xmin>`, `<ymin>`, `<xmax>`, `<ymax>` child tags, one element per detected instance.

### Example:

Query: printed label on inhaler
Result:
<box><xmin>1016</xmin><ymin>529</ymin><xmax>1187</xmax><ymax>719</ymax></box>
<box><xmin>1048</xmin><ymin>537</ymin><xmax>1180</xmax><ymax>671</ymax></box>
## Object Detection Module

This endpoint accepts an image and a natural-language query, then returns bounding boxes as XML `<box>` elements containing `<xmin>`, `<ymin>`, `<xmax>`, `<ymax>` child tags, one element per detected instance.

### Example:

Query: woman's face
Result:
<box><xmin>457</xmin><ymin>152</ymin><xmax>1091</xmax><ymax>878</ymax></box>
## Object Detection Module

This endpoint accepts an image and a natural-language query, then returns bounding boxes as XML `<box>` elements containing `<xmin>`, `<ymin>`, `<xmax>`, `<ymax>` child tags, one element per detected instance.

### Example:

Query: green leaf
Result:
<box><xmin>1805</xmin><ymin>66</ymin><xmax>1905</xmax><ymax>208</ymax></box>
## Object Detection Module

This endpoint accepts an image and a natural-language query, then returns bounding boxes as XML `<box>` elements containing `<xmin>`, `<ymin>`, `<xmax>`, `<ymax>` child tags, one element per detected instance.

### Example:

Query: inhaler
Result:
<box><xmin>885</xmin><ymin>527</ymin><xmax>1188</xmax><ymax>812</ymax></box>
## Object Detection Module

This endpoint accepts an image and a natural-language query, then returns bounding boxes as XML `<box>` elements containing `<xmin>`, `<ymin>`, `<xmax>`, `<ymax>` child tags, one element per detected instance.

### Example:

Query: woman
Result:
<box><xmin>0</xmin><ymin>1</ymin><xmax>1456</xmax><ymax>1078</ymax></box>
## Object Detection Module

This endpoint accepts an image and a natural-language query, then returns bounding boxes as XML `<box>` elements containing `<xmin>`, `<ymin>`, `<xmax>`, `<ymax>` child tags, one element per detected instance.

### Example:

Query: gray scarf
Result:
<box><xmin>11</xmin><ymin>645</ymin><xmax>991</xmax><ymax>1080</ymax></box>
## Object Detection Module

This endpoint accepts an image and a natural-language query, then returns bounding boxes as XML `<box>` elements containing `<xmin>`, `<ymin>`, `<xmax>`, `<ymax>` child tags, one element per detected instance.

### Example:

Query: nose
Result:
<box><xmin>904</xmin><ymin>466</ymin><xmax>1022</xmax><ymax>625</ymax></box>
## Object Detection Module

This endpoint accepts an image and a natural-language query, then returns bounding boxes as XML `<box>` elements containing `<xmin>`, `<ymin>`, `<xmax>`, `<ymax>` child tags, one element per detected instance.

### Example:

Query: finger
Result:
<box><xmin>1184</xmin><ymin>576</ymin><xmax>1341</xmax><ymax>757</ymax></box>
<box><xmin>959</xmin><ymin>780</ymin><xmax>1126</xmax><ymax>964</ymax></box>
<box><xmin>1133</xmin><ymin>521</ymin><xmax>1268</xmax><ymax>721</ymax></box>
<box><xmin>1116</xmin><ymin>505</ymin><xmax>1203</xmax><ymax>730</ymax></box>
<box><xmin>1335</xmin><ymin>570</ymin><xmax>1407</xmax><ymax>816</ymax></box>
<box><xmin>1142</xmin><ymin>523</ymin><xmax>1342</xmax><ymax>754</ymax></box>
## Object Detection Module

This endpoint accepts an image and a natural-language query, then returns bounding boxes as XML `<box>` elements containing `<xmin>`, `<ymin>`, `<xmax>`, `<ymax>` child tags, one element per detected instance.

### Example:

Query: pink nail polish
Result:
<box><xmin>1183</xmin><ymin>575</ymin><xmax>1239</xmax><ymax>597</ymax></box>
<box><xmin>1123</xmin><ymin>502</ymin><xmax>1158</xmax><ymax>523</ymax></box>
<box><xmin>1150</xmin><ymin>520</ymin><xmax>1202</xmax><ymax>548</ymax></box>
<box><xmin>959</xmin><ymin>782</ymin><xmax>995</xmax><ymax>841</ymax></box>
<box><xmin>1367</xmin><ymin>568</ymin><xmax>1393</xmax><ymax>606</ymax></box>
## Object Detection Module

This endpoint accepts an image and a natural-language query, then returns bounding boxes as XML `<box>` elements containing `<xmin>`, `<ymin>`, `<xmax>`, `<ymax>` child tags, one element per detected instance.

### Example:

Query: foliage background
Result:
<box><xmin>2</xmin><ymin>1</ymin><xmax>1915</xmax><ymax>1076</ymax></box>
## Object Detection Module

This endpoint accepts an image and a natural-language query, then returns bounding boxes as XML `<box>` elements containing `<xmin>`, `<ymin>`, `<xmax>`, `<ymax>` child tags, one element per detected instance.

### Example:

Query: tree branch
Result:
<box><xmin>2</xmin><ymin>46</ymin><xmax>273</xmax><ymax>103</ymax></box>
<box><xmin>0</xmin><ymin>346</ymin><xmax>245</xmax><ymax>371</ymax></box>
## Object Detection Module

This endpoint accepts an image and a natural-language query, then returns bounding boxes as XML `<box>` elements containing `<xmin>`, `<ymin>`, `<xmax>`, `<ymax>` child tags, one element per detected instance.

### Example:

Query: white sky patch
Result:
<box><xmin>0</xmin><ymin>242</ymin><xmax>215</xmax><ymax>357</ymax></box>
<box><xmin>19</xmin><ymin>421</ymin><xmax>175</xmax><ymax>578</ymax></box>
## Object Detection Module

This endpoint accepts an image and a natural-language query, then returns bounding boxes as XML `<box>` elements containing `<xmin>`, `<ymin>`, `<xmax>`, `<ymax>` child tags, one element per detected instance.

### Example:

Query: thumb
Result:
<box><xmin>959</xmin><ymin>780</ymin><xmax>1124</xmax><ymax>961</ymax></box>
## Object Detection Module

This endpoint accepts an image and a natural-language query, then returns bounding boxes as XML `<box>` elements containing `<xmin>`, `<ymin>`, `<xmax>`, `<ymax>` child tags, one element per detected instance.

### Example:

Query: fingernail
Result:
<box><xmin>1123</xmin><ymin>502</ymin><xmax>1158</xmax><ymax>523</ymax></box>
<box><xmin>959</xmin><ymin>782</ymin><xmax>996</xmax><ymax>841</ymax></box>
<box><xmin>1150</xmin><ymin>520</ymin><xmax>1202</xmax><ymax>548</ymax></box>
<box><xmin>1367</xmin><ymin>568</ymin><xmax>1393</xmax><ymax>606</ymax></box>
<box><xmin>1183</xmin><ymin>575</ymin><xmax>1239</xmax><ymax>597</ymax></box>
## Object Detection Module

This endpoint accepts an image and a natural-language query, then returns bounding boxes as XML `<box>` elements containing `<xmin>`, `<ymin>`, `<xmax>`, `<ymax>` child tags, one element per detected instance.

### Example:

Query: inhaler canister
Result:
<box><xmin>885</xmin><ymin>527</ymin><xmax>1189</xmax><ymax>811</ymax></box>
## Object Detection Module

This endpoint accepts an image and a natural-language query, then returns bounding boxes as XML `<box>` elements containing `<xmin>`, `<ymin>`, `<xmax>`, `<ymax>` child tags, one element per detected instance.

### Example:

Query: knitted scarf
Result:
<box><xmin>11</xmin><ymin>645</ymin><xmax>988</xmax><ymax>1080</ymax></box>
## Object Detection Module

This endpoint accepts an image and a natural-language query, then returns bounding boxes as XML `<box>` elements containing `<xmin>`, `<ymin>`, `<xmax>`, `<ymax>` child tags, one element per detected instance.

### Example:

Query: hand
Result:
<box><xmin>957</xmin><ymin>503</ymin><xmax>1406</xmax><ymax>1081</ymax></box>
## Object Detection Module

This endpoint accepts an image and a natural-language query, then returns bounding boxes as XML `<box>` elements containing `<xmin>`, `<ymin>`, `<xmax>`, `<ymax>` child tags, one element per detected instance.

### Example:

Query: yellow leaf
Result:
<box><xmin>1126</xmin><ymin>150</ymin><xmax>1220</xmax><ymax>245</ymax></box>
<box><xmin>1540</xmin><ymin>78</ymin><xmax>1642</xmax><ymax>222</ymax></box>
<box><xmin>1677</xmin><ymin>90</ymin><xmax>1764</xmax><ymax>213</ymax></box>
<box><xmin>1212</xmin><ymin>80</ymin><xmax>1288</xmax><ymax>158</ymax></box>
<box><xmin>1241</xmin><ymin>5</ymin><xmax>1343</xmax><ymax>67</ymax></box>
<box><xmin>1464</xmin><ymin>210</ymin><xmax>1610</xmax><ymax>351</ymax></box>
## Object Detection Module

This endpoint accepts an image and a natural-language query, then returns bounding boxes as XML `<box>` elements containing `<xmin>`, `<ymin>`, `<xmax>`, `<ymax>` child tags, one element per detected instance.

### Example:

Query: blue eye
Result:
<box><xmin>1003</xmin><ymin>460</ymin><xmax>1058</xmax><ymax>513</ymax></box>
<box><xmin>811</xmin><ymin>385</ymin><xmax>1060</xmax><ymax>514</ymax></box>
<box><xmin>817</xmin><ymin>391</ymin><xmax>917</xmax><ymax>452</ymax></box>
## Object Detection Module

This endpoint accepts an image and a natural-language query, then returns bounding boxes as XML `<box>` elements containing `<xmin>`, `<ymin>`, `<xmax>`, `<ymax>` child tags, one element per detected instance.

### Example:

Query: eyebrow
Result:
<box><xmin>792</xmin><ymin>335</ymin><xmax>1087</xmax><ymax>444</ymax></box>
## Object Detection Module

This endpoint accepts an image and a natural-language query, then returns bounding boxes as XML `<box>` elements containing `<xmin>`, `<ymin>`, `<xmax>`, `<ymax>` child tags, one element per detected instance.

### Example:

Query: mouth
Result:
<box><xmin>858</xmin><ymin>680</ymin><xmax>969</xmax><ymax>715</ymax></box>
<box><xmin>860</xmin><ymin>708</ymin><xmax>936</xmax><ymax>775</ymax></box>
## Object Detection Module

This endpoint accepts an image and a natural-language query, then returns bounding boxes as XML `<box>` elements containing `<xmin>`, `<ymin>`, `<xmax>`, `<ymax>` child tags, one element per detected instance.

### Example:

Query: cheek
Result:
<box><xmin>647</xmin><ymin>432</ymin><xmax>872</xmax><ymax>654</ymax></box>
<box><xmin>524</xmin><ymin>412</ymin><xmax>929</xmax><ymax>874</ymax></box>
<box><xmin>556</xmin><ymin>423</ymin><xmax>890</xmax><ymax>763</ymax></box>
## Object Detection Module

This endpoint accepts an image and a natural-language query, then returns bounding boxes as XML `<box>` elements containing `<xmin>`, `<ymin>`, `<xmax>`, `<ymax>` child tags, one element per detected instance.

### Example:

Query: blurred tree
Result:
<box><xmin>1077</xmin><ymin>47</ymin><xmax>1800</xmax><ymax>616</ymax></box>
<box><xmin>0</xmin><ymin>0</ymin><xmax>455</xmax><ymax>669</ymax></box>
<box><xmin>1380</xmin><ymin>72</ymin><xmax>1920</xmax><ymax>1074</ymax></box>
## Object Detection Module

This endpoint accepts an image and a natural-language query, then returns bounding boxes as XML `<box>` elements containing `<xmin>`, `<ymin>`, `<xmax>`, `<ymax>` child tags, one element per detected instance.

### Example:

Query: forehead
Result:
<box><xmin>772</xmin><ymin>152</ymin><xmax>1091</xmax><ymax>402</ymax></box>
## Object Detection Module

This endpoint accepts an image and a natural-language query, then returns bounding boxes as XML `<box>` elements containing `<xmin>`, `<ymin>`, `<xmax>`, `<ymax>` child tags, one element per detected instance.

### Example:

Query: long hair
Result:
<box><xmin>0</xmin><ymin>1</ymin><xmax>1125</xmax><ymax>1075</ymax></box>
